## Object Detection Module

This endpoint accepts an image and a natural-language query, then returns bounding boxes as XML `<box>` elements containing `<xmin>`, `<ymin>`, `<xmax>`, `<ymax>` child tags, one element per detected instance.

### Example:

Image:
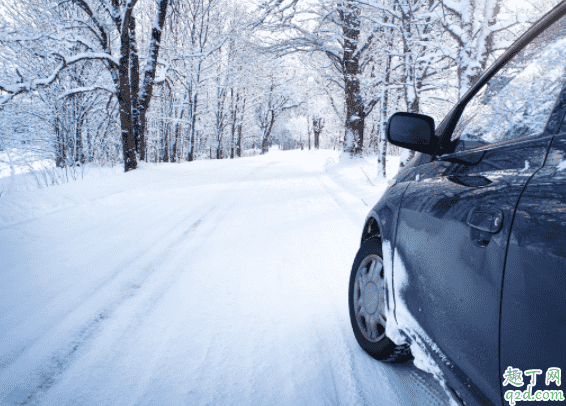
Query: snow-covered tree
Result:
<box><xmin>254</xmin><ymin>65</ymin><xmax>302</xmax><ymax>154</ymax></box>
<box><xmin>0</xmin><ymin>0</ymin><xmax>170</xmax><ymax>172</ymax></box>
<box><xmin>436</xmin><ymin>0</ymin><xmax>525</xmax><ymax>97</ymax></box>
<box><xmin>254</xmin><ymin>0</ymin><xmax>389</xmax><ymax>157</ymax></box>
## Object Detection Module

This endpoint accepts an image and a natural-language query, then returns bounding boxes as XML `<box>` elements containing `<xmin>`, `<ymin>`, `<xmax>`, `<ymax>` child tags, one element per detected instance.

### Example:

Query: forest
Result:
<box><xmin>0</xmin><ymin>0</ymin><xmax>558</xmax><ymax>177</ymax></box>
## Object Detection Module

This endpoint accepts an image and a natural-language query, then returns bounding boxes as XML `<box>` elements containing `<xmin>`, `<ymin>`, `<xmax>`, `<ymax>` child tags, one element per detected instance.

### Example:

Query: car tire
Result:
<box><xmin>348</xmin><ymin>237</ymin><xmax>412</xmax><ymax>363</ymax></box>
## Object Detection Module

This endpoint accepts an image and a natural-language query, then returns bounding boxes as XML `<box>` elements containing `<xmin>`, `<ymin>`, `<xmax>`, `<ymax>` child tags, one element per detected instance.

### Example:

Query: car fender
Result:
<box><xmin>361</xmin><ymin>180</ymin><xmax>411</xmax><ymax>344</ymax></box>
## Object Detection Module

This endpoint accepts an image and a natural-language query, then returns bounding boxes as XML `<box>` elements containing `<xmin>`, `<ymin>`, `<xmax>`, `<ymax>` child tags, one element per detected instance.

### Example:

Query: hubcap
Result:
<box><xmin>363</xmin><ymin>282</ymin><xmax>379</xmax><ymax>314</ymax></box>
<box><xmin>354</xmin><ymin>254</ymin><xmax>387</xmax><ymax>343</ymax></box>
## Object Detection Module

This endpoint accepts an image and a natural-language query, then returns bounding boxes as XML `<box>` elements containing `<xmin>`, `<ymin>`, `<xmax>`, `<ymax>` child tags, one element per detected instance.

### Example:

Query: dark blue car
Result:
<box><xmin>348</xmin><ymin>3</ymin><xmax>566</xmax><ymax>406</ymax></box>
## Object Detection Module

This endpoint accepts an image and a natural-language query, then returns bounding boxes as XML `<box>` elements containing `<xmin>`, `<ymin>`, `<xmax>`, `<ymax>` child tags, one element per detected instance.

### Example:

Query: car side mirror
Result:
<box><xmin>386</xmin><ymin>112</ymin><xmax>438</xmax><ymax>155</ymax></box>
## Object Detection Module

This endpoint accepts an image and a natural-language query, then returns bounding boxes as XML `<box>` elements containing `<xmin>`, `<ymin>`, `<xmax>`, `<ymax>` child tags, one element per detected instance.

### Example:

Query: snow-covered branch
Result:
<box><xmin>0</xmin><ymin>61</ymin><xmax>66</xmax><ymax>103</ymax></box>
<box><xmin>58</xmin><ymin>85</ymin><xmax>116</xmax><ymax>99</ymax></box>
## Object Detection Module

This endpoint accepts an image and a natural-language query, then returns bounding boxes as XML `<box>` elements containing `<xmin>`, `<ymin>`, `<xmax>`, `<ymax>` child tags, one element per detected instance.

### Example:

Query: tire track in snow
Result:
<box><xmin>131</xmin><ymin>162</ymin><xmax>285</xmax><ymax>406</ymax></box>
<box><xmin>0</xmin><ymin>201</ymin><xmax>224</xmax><ymax>405</ymax></box>
<box><xmin>0</xmin><ymin>196</ymin><xmax>212</xmax><ymax>372</ymax></box>
<box><xmin>309</xmin><ymin>303</ymin><xmax>369</xmax><ymax>406</ymax></box>
<box><xmin>77</xmin><ymin>198</ymin><xmax>236</xmax><ymax>406</ymax></box>
<box><xmin>318</xmin><ymin>175</ymin><xmax>366</xmax><ymax>228</ymax></box>
<box><xmin>311</xmin><ymin>320</ymin><xmax>348</xmax><ymax>406</ymax></box>
<box><xmin>316</xmin><ymin>172</ymin><xmax>458</xmax><ymax>406</ymax></box>
<box><xmin>0</xmin><ymin>189</ymin><xmax>129</xmax><ymax>231</ymax></box>
<box><xmin>1</xmin><ymin>159</ymin><xmax>272</xmax><ymax>406</ymax></box>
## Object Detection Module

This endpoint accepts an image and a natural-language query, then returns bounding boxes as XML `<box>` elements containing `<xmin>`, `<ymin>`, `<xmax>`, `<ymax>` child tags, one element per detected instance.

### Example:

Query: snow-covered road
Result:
<box><xmin>0</xmin><ymin>150</ymin><xmax>455</xmax><ymax>405</ymax></box>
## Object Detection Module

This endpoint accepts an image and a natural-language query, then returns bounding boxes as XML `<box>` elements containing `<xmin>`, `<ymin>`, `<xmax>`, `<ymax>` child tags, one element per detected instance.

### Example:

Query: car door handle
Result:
<box><xmin>466</xmin><ymin>207</ymin><xmax>504</xmax><ymax>233</ymax></box>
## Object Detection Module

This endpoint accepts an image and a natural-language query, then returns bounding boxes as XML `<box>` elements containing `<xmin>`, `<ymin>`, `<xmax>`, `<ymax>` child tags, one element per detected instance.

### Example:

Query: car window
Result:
<box><xmin>451</xmin><ymin>13</ymin><xmax>566</xmax><ymax>149</ymax></box>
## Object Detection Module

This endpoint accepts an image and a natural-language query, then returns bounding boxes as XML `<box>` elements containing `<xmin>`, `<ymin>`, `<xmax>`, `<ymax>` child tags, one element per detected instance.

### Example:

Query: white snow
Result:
<box><xmin>0</xmin><ymin>149</ymin><xmax>456</xmax><ymax>406</ymax></box>
<box><xmin>520</xmin><ymin>160</ymin><xmax>530</xmax><ymax>173</ymax></box>
<box><xmin>399</xmin><ymin>148</ymin><xmax>412</xmax><ymax>166</ymax></box>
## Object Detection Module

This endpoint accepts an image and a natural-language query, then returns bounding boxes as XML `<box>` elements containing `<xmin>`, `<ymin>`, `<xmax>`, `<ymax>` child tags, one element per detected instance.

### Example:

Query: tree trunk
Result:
<box><xmin>188</xmin><ymin>130</ymin><xmax>196</xmax><ymax>161</ymax></box>
<box><xmin>261</xmin><ymin>112</ymin><xmax>275</xmax><ymax>155</ymax></box>
<box><xmin>378</xmin><ymin>127</ymin><xmax>387</xmax><ymax>177</ymax></box>
<box><xmin>172</xmin><ymin>122</ymin><xmax>180</xmax><ymax>162</ymax></box>
<box><xmin>55</xmin><ymin>117</ymin><xmax>65</xmax><ymax>168</ymax></box>
<box><xmin>162</xmin><ymin>122</ymin><xmax>169</xmax><ymax>162</ymax></box>
<box><xmin>188</xmin><ymin>94</ymin><xmax>198</xmax><ymax>162</ymax></box>
<box><xmin>312</xmin><ymin>117</ymin><xmax>323</xmax><ymax>149</ymax></box>
<box><xmin>230</xmin><ymin>89</ymin><xmax>239</xmax><ymax>159</ymax></box>
<box><xmin>236</xmin><ymin>124</ymin><xmax>242</xmax><ymax>157</ymax></box>
<box><xmin>77</xmin><ymin>124</ymin><xmax>86</xmax><ymax>165</ymax></box>
<box><xmin>173</xmin><ymin>101</ymin><xmax>185</xmax><ymax>163</ymax></box>
<box><xmin>136</xmin><ymin>0</ymin><xmax>169</xmax><ymax>163</ymax></box>
<box><xmin>237</xmin><ymin>91</ymin><xmax>245</xmax><ymax>158</ymax></box>
<box><xmin>261</xmin><ymin>137</ymin><xmax>269</xmax><ymax>154</ymax></box>
<box><xmin>341</xmin><ymin>1</ymin><xmax>364</xmax><ymax>157</ymax></box>
<box><xmin>118</xmin><ymin>13</ymin><xmax>137</xmax><ymax>172</ymax></box>
<box><xmin>378</xmin><ymin>53</ymin><xmax>392</xmax><ymax>178</ymax></box>
<box><xmin>307</xmin><ymin>116</ymin><xmax>311</xmax><ymax>150</ymax></box>
<box><xmin>129</xmin><ymin>16</ymin><xmax>141</xmax><ymax>158</ymax></box>
<box><xmin>398</xmin><ymin>9</ymin><xmax>418</xmax><ymax>170</ymax></box>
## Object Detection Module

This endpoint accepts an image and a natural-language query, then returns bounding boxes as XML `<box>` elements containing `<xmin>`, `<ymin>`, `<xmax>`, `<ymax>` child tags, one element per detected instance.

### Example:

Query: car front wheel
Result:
<box><xmin>348</xmin><ymin>237</ymin><xmax>412</xmax><ymax>363</ymax></box>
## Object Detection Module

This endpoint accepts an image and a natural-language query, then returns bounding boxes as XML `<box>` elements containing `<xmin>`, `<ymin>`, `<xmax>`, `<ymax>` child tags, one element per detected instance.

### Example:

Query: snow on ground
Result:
<box><xmin>0</xmin><ymin>149</ymin><xmax>57</xmax><ymax>181</ymax></box>
<box><xmin>0</xmin><ymin>149</ymin><xmax>456</xmax><ymax>406</ymax></box>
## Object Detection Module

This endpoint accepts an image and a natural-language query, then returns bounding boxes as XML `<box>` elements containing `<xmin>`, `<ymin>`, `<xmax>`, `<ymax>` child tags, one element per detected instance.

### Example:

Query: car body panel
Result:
<box><xmin>500</xmin><ymin>132</ymin><xmax>566</xmax><ymax>404</ymax></box>
<box><xmin>393</xmin><ymin>135</ymin><xmax>552</xmax><ymax>406</ymax></box>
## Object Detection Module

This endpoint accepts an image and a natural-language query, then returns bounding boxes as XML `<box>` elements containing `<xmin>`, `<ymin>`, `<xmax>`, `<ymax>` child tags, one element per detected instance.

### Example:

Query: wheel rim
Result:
<box><xmin>353</xmin><ymin>254</ymin><xmax>387</xmax><ymax>343</ymax></box>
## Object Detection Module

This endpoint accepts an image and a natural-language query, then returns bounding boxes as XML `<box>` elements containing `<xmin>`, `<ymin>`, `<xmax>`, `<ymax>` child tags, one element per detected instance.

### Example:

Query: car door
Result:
<box><xmin>500</xmin><ymin>131</ymin><xmax>566</xmax><ymax>405</ymax></box>
<box><xmin>392</xmin><ymin>12</ymin><xmax>566</xmax><ymax>406</ymax></box>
